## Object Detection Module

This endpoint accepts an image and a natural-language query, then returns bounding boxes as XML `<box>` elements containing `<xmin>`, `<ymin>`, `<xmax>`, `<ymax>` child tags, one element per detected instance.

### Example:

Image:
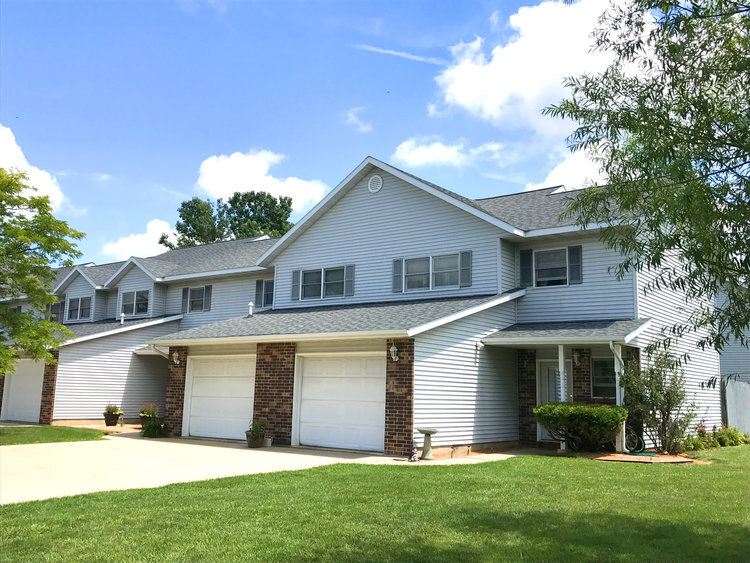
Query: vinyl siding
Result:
<box><xmin>117</xmin><ymin>266</ymin><xmax>155</xmax><ymax>318</ymax></box>
<box><xmin>501</xmin><ymin>239</ymin><xmax>516</xmax><ymax>293</ymax></box>
<box><xmin>63</xmin><ymin>275</ymin><xmax>96</xmax><ymax>324</ymax></box>
<box><xmin>105</xmin><ymin>290</ymin><xmax>118</xmax><ymax>319</ymax></box>
<box><xmin>93</xmin><ymin>290</ymin><xmax>114</xmax><ymax>321</ymax></box>
<box><xmin>720</xmin><ymin>336</ymin><xmax>750</xmax><ymax>378</ymax></box>
<box><xmin>164</xmin><ymin>272</ymin><xmax>271</xmax><ymax>330</ymax></box>
<box><xmin>273</xmin><ymin>172</ymin><xmax>502</xmax><ymax>309</ymax></box>
<box><xmin>635</xmin><ymin>263</ymin><xmax>722</xmax><ymax>428</ymax></box>
<box><xmin>413</xmin><ymin>302</ymin><xmax>518</xmax><ymax>447</ymax></box>
<box><xmin>516</xmin><ymin>234</ymin><xmax>636</xmax><ymax>322</ymax></box>
<box><xmin>152</xmin><ymin>284</ymin><xmax>167</xmax><ymax>317</ymax></box>
<box><xmin>54</xmin><ymin>321</ymin><xmax>180</xmax><ymax>419</ymax></box>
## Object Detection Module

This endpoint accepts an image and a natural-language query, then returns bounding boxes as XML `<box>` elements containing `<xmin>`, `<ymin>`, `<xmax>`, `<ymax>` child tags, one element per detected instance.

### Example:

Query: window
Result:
<box><xmin>67</xmin><ymin>297</ymin><xmax>91</xmax><ymax>321</ymax></box>
<box><xmin>592</xmin><ymin>358</ymin><xmax>616</xmax><ymax>398</ymax></box>
<box><xmin>11</xmin><ymin>305</ymin><xmax>22</xmax><ymax>314</ymax></box>
<box><xmin>255</xmin><ymin>279</ymin><xmax>275</xmax><ymax>308</ymax></box>
<box><xmin>519</xmin><ymin>246</ymin><xmax>583</xmax><ymax>288</ymax></box>
<box><xmin>393</xmin><ymin>251</ymin><xmax>472</xmax><ymax>293</ymax></box>
<box><xmin>291</xmin><ymin>266</ymin><xmax>355</xmax><ymax>300</ymax></box>
<box><xmin>47</xmin><ymin>299</ymin><xmax>65</xmax><ymax>321</ymax></box>
<box><xmin>181</xmin><ymin>285</ymin><xmax>212</xmax><ymax>313</ymax></box>
<box><xmin>121</xmin><ymin>290</ymin><xmax>149</xmax><ymax>316</ymax></box>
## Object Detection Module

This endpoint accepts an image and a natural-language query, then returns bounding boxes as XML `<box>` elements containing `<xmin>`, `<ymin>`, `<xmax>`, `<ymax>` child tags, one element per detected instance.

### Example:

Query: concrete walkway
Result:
<box><xmin>0</xmin><ymin>432</ymin><xmax>514</xmax><ymax>504</ymax></box>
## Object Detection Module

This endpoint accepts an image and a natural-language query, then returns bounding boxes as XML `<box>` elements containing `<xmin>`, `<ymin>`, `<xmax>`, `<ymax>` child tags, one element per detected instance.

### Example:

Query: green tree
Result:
<box><xmin>0</xmin><ymin>169</ymin><xmax>84</xmax><ymax>375</ymax></box>
<box><xmin>160</xmin><ymin>191</ymin><xmax>293</xmax><ymax>249</ymax></box>
<box><xmin>546</xmin><ymin>1</ymin><xmax>750</xmax><ymax>352</ymax></box>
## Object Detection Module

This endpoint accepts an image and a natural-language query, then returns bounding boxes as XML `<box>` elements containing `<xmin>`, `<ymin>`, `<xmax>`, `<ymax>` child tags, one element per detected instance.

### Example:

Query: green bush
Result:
<box><xmin>714</xmin><ymin>426</ymin><xmax>747</xmax><ymax>447</ymax></box>
<box><xmin>681</xmin><ymin>426</ymin><xmax>748</xmax><ymax>451</ymax></box>
<box><xmin>140</xmin><ymin>417</ymin><xmax>171</xmax><ymax>438</ymax></box>
<box><xmin>533</xmin><ymin>402</ymin><xmax>628</xmax><ymax>451</ymax></box>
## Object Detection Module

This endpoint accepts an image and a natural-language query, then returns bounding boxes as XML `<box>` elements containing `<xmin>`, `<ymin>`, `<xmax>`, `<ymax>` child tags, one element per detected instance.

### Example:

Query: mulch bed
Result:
<box><xmin>594</xmin><ymin>452</ymin><xmax>709</xmax><ymax>464</ymax></box>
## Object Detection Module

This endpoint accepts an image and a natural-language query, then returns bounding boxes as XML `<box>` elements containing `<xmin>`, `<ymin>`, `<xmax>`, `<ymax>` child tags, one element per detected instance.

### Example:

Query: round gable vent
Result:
<box><xmin>368</xmin><ymin>174</ymin><xmax>383</xmax><ymax>193</ymax></box>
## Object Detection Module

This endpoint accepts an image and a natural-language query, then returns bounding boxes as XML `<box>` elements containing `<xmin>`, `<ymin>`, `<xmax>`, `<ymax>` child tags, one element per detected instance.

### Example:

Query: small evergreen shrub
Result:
<box><xmin>140</xmin><ymin>417</ymin><xmax>170</xmax><ymax>438</ymax></box>
<box><xmin>680</xmin><ymin>425</ymin><xmax>748</xmax><ymax>451</ymax></box>
<box><xmin>533</xmin><ymin>402</ymin><xmax>628</xmax><ymax>451</ymax></box>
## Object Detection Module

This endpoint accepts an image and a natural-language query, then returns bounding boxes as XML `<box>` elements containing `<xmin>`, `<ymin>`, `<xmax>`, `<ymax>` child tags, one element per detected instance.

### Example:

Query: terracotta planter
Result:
<box><xmin>103</xmin><ymin>413</ymin><xmax>120</xmax><ymax>426</ymax></box>
<box><xmin>245</xmin><ymin>430</ymin><xmax>264</xmax><ymax>448</ymax></box>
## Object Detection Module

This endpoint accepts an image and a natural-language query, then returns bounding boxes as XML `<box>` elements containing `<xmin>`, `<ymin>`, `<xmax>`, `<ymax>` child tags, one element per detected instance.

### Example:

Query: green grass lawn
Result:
<box><xmin>1</xmin><ymin>446</ymin><xmax>748</xmax><ymax>562</ymax></box>
<box><xmin>0</xmin><ymin>425</ymin><xmax>106</xmax><ymax>446</ymax></box>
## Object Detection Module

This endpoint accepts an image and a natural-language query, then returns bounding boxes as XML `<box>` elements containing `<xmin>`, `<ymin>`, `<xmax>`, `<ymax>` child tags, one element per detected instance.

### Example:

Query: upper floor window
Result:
<box><xmin>520</xmin><ymin>246</ymin><xmax>582</xmax><ymax>288</ymax></box>
<box><xmin>393</xmin><ymin>251</ymin><xmax>472</xmax><ymax>293</ymax></box>
<box><xmin>11</xmin><ymin>305</ymin><xmax>22</xmax><ymax>314</ymax></box>
<box><xmin>67</xmin><ymin>297</ymin><xmax>91</xmax><ymax>321</ymax></box>
<box><xmin>254</xmin><ymin>279</ymin><xmax>275</xmax><ymax>308</ymax></box>
<box><xmin>291</xmin><ymin>266</ymin><xmax>355</xmax><ymax>301</ymax></box>
<box><xmin>46</xmin><ymin>299</ymin><xmax>65</xmax><ymax>321</ymax></box>
<box><xmin>591</xmin><ymin>358</ymin><xmax>616</xmax><ymax>398</ymax></box>
<box><xmin>121</xmin><ymin>290</ymin><xmax>149</xmax><ymax>316</ymax></box>
<box><xmin>181</xmin><ymin>285</ymin><xmax>212</xmax><ymax>313</ymax></box>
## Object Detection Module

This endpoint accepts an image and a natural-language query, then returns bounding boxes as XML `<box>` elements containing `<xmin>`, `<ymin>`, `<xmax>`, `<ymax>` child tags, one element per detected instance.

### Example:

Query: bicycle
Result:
<box><xmin>624</xmin><ymin>425</ymin><xmax>645</xmax><ymax>453</ymax></box>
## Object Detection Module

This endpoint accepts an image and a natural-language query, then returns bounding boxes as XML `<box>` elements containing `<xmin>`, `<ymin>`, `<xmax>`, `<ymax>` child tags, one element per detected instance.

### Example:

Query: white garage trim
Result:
<box><xmin>182</xmin><ymin>354</ymin><xmax>256</xmax><ymax>440</ymax></box>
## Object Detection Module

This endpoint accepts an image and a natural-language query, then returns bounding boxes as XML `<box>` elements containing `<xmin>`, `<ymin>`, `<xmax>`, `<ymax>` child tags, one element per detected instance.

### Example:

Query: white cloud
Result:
<box><xmin>526</xmin><ymin>150</ymin><xmax>605</xmax><ymax>191</ymax></box>
<box><xmin>195</xmin><ymin>149</ymin><xmax>328</xmax><ymax>215</ymax></box>
<box><xmin>0</xmin><ymin>124</ymin><xmax>69</xmax><ymax>212</ymax></box>
<box><xmin>94</xmin><ymin>173</ymin><xmax>112</xmax><ymax>182</ymax></box>
<box><xmin>433</xmin><ymin>0</ymin><xmax>612</xmax><ymax>137</ymax></box>
<box><xmin>344</xmin><ymin>107</ymin><xmax>372</xmax><ymax>133</ymax></box>
<box><xmin>392</xmin><ymin>136</ymin><xmax>509</xmax><ymax>169</ymax></box>
<box><xmin>355</xmin><ymin>44</ymin><xmax>448</xmax><ymax>66</ymax></box>
<box><xmin>100</xmin><ymin>219</ymin><xmax>175</xmax><ymax>260</ymax></box>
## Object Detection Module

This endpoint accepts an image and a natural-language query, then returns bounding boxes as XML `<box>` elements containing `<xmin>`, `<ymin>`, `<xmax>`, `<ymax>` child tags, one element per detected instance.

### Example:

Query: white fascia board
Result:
<box><xmin>133</xmin><ymin>345</ymin><xmax>170</xmax><ymax>357</ymax></box>
<box><xmin>482</xmin><ymin>335</ymin><xmax>628</xmax><ymax>346</ymax></box>
<box><xmin>157</xmin><ymin>266</ymin><xmax>266</xmax><ymax>282</ymax></box>
<box><xmin>103</xmin><ymin>257</ymin><xmax>157</xmax><ymax>288</ymax></box>
<box><xmin>148</xmin><ymin>329</ymin><xmax>407</xmax><ymax>347</ymax></box>
<box><xmin>407</xmin><ymin>289</ymin><xmax>526</xmax><ymax>337</ymax></box>
<box><xmin>60</xmin><ymin>315</ymin><xmax>183</xmax><ymax>347</ymax></box>
<box><xmin>524</xmin><ymin>222</ymin><xmax>605</xmax><ymax>238</ymax></box>
<box><xmin>623</xmin><ymin>319</ymin><xmax>652</xmax><ymax>343</ymax></box>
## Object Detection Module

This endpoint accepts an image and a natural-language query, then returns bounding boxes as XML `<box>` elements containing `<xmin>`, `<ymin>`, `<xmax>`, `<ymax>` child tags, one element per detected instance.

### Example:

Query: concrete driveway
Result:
<box><xmin>0</xmin><ymin>432</ymin><xmax>514</xmax><ymax>504</ymax></box>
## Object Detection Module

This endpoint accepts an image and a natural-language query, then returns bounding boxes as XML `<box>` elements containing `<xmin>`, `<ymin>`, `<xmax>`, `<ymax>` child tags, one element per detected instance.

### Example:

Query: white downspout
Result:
<box><xmin>558</xmin><ymin>344</ymin><xmax>567</xmax><ymax>452</ymax></box>
<box><xmin>610</xmin><ymin>340</ymin><xmax>626</xmax><ymax>452</ymax></box>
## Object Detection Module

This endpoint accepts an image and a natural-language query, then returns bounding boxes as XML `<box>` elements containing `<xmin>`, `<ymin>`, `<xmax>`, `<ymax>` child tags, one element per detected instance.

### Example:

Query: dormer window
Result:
<box><xmin>67</xmin><ymin>297</ymin><xmax>91</xmax><ymax>321</ymax></box>
<box><xmin>121</xmin><ymin>290</ymin><xmax>149</xmax><ymax>316</ymax></box>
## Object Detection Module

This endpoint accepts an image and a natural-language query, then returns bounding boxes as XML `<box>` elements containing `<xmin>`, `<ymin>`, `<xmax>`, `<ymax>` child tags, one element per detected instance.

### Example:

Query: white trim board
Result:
<box><xmin>60</xmin><ymin>315</ymin><xmax>183</xmax><ymax>347</ymax></box>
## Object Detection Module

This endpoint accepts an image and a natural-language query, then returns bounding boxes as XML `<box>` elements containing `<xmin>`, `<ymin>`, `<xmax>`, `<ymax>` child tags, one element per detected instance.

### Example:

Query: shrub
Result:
<box><xmin>619</xmin><ymin>351</ymin><xmax>695</xmax><ymax>454</ymax></box>
<box><xmin>714</xmin><ymin>426</ymin><xmax>747</xmax><ymax>447</ymax></box>
<box><xmin>247</xmin><ymin>419</ymin><xmax>266</xmax><ymax>440</ymax></box>
<box><xmin>103</xmin><ymin>404</ymin><xmax>123</xmax><ymax>415</ymax></box>
<box><xmin>533</xmin><ymin>403</ymin><xmax>628</xmax><ymax>451</ymax></box>
<box><xmin>138</xmin><ymin>403</ymin><xmax>159</xmax><ymax>418</ymax></box>
<box><xmin>140</xmin><ymin>417</ymin><xmax>170</xmax><ymax>438</ymax></box>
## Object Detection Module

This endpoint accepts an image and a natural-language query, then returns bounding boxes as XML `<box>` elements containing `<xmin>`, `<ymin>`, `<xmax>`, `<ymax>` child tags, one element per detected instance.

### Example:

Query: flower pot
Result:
<box><xmin>245</xmin><ymin>430</ymin><xmax>264</xmax><ymax>448</ymax></box>
<box><xmin>103</xmin><ymin>413</ymin><xmax>120</xmax><ymax>426</ymax></box>
<box><xmin>263</xmin><ymin>436</ymin><xmax>273</xmax><ymax>447</ymax></box>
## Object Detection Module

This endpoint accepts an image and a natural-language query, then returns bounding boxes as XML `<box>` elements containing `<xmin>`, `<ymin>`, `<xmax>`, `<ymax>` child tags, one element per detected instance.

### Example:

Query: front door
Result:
<box><xmin>537</xmin><ymin>360</ymin><xmax>572</xmax><ymax>441</ymax></box>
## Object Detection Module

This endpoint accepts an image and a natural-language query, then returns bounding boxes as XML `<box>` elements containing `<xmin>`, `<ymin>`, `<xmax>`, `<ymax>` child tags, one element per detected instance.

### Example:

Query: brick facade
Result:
<box><xmin>517</xmin><ymin>349</ymin><xmax>537</xmax><ymax>445</ymax></box>
<box><xmin>384</xmin><ymin>338</ymin><xmax>414</xmax><ymax>456</ymax></box>
<box><xmin>165</xmin><ymin>346</ymin><xmax>188</xmax><ymax>435</ymax></box>
<box><xmin>571</xmin><ymin>347</ymin><xmax>616</xmax><ymax>405</ymax></box>
<box><xmin>253</xmin><ymin>342</ymin><xmax>296</xmax><ymax>446</ymax></box>
<box><xmin>39</xmin><ymin>350</ymin><xmax>59</xmax><ymax>425</ymax></box>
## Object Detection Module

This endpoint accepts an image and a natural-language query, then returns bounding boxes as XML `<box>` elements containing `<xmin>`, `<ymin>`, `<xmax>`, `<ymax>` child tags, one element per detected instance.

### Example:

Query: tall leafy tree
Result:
<box><xmin>0</xmin><ymin>169</ymin><xmax>83</xmax><ymax>375</ymax></box>
<box><xmin>546</xmin><ymin>0</ymin><xmax>750</xmax><ymax>352</ymax></box>
<box><xmin>160</xmin><ymin>191</ymin><xmax>293</xmax><ymax>249</ymax></box>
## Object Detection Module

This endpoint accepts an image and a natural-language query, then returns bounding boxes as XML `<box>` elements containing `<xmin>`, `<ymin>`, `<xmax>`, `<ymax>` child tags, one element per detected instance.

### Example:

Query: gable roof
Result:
<box><xmin>59</xmin><ymin>314</ymin><xmax>183</xmax><ymax>346</ymax></box>
<box><xmin>473</xmin><ymin>186</ymin><xmax>582</xmax><ymax>232</ymax></box>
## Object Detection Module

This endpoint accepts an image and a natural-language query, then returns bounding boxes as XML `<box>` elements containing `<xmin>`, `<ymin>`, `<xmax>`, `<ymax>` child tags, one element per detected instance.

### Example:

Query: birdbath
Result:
<box><xmin>417</xmin><ymin>427</ymin><xmax>438</xmax><ymax>460</ymax></box>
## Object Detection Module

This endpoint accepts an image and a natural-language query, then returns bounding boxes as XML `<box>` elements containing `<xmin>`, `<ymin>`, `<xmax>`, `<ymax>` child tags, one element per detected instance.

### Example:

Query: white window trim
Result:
<box><xmin>400</xmin><ymin>253</ymin><xmax>462</xmax><ymax>293</ymax></box>
<box><xmin>300</xmin><ymin>266</ymin><xmax>346</xmax><ymax>300</ymax></box>
<box><xmin>188</xmin><ymin>286</ymin><xmax>208</xmax><ymax>313</ymax></box>
<box><xmin>262</xmin><ymin>279</ymin><xmax>274</xmax><ymax>308</ymax></box>
<box><xmin>66</xmin><ymin>296</ymin><xmax>92</xmax><ymax>322</ymax></box>
<box><xmin>120</xmin><ymin>289</ymin><xmax>150</xmax><ymax>317</ymax></box>
<box><xmin>533</xmin><ymin>247</ymin><xmax>569</xmax><ymax>289</ymax></box>
<box><xmin>591</xmin><ymin>356</ymin><xmax>617</xmax><ymax>399</ymax></box>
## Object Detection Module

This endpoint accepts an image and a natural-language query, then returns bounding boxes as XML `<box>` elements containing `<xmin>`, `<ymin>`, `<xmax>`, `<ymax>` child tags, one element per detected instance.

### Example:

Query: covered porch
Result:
<box><xmin>482</xmin><ymin>319</ymin><xmax>650</xmax><ymax>448</ymax></box>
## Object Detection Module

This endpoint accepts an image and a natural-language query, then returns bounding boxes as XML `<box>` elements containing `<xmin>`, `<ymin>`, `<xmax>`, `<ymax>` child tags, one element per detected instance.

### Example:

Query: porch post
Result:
<box><xmin>613</xmin><ymin>343</ymin><xmax>626</xmax><ymax>452</ymax></box>
<box><xmin>557</xmin><ymin>344</ymin><xmax>566</xmax><ymax>403</ymax></box>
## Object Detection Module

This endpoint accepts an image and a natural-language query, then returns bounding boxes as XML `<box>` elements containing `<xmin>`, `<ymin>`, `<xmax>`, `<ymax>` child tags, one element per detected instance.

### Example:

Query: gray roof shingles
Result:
<box><xmin>61</xmin><ymin>315</ymin><xmax>181</xmax><ymax>340</ymax></box>
<box><xmin>486</xmin><ymin>318</ymin><xmax>650</xmax><ymax>341</ymax></box>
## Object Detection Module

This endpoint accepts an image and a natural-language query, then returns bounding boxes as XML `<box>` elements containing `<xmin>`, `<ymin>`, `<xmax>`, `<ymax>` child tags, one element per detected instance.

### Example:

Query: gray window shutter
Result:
<box><xmin>344</xmin><ymin>265</ymin><xmax>355</xmax><ymax>297</ymax></box>
<box><xmin>392</xmin><ymin>259</ymin><xmax>403</xmax><ymax>293</ymax></box>
<box><xmin>459</xmin><ymin>251</ymin><xmax>472</xmax><ymax>287</ymax></box>
<box><xmin>520</xmin><ymin>249</ymin><xmax>533</xmax><ymax>287</ymax></box>
<box><xmin>255</xmin><ymin>280</ymin><xmax>264</xmax><ymax>307</ymax></box>
<box><xmin>568</xmin><ymin>246</ymin><xmax>582</xmax><ymax>284</ymax></box>
<box><xmin>181</xmin><ymin>288</ymin><xmax>189</xmax><ymax>313</ymax></box>
<box><xmin>204</xmin><ymin>285</ymin><xmax>212</xmax><ymax>311</ymax></box>
<box><xmin>291</xmin><ymin>270</ymin><xmax>300</xmax><ymax>301</ymax></box>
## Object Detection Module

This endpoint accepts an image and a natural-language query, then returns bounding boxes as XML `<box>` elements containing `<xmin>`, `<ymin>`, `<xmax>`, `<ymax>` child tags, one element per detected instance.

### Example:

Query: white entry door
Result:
<box><xmin>537</xmin><ymin>360</ymin><xmax>572</xmax><ymax>441</ymax></box>
<box><xmin>1</xmin><ymin>360</ymin><xmax>44</xmax><ymax>423</ymax></box>
<box><xmin>186</xmin><ymin>357</ymin><xmax>255</xmax><ymax>440</ymax></box>
<box><xmin>298</xmin><ymin>355</ymin><xmax>386</xmax><ymax>452</ymax></box>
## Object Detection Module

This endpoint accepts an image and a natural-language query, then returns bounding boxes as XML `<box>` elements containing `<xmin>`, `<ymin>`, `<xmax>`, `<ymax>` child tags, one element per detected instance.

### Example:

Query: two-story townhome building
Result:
<box><xmin>145</xmin><ymin>157</ymin><xmax>723</xmax><ymax>456</ymax></box>
<box><xmin>0</xmin><ymin>237</ymin><xmax>276</xmax><ymax>425</ymax></box>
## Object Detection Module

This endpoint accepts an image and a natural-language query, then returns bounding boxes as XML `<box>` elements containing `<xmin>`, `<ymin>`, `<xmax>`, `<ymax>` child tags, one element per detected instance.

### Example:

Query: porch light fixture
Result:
<box><xmin>573</xmin><ymin>351</ymin><xmax>580</xmax><ymax>367</ymax></box>
<box><xmin>172</xmin><ymin>351</ymin><xmax>181</xmax><ymax>366</ymax></box>
<box><xmin>389</xmin><ymin>344</ymin><xmax>399</xmax><ymax>362</ymax></box>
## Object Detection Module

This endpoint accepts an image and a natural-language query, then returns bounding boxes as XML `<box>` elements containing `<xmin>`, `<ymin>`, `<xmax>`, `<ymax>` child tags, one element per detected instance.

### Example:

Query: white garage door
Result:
<box><xmin>1</xmin><ymin>360</ymin><xmax>44</xmax><ymax>423</ymax></box>
<box><xmin>187</xmin><ymin>357</ymin><xmax>255</xmax><ymax>440</ymax></box>
<box><xmin>299</xmin><ymin>355</ymin><xmax>386</xmax><ymax>452</ymax></box>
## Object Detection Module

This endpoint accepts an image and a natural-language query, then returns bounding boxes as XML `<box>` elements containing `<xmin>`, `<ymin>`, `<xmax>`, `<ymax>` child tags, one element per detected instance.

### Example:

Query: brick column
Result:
<box><xmin>39</xmin><ymin>350</ymin><xmax>59</xmax><ymax>425</ymax></box>
<box><xmin>572</xmin><ymin>348</ymin><xmax>592</xmax><ymax>402</ymax></box>
<box><xmin>517</xmin><ymin>349</ymin><xmax>537</xmax><ymax>445</ymax></box>
<box><xmin>165</xmin><ymin>346</ymin><xmax>187</xmax><ymax>436</ymax></box>
<box><xmin>384</xmin><ymin>338</ymin><xmax>414</xmax><ymax>456</ymax></box>
<box><xmin>254</xmin><ymin>342</ymin><xmax>296</xmax><ymax>446</ymax></box>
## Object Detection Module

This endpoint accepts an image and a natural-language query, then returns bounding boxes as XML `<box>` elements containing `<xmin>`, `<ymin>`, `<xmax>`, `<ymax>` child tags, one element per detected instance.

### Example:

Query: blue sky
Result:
<box><xmin>1</xmin><ymin>0</ymin><xmax>609</xmax><ymax>264</ymax></box>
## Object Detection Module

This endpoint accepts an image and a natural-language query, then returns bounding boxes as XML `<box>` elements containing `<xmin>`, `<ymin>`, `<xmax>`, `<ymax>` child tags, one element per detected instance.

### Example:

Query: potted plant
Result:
<box><xmin>245</xmin><ymin>419</ymin><xmax>266</xmax><ymax>448</ymax></box>
<box><xmin>138</xmin><ymin>402</ymin><xmax>159</xmax><ymax>426</ymax></box>
<box><xmin>103</xmin><ymin>404</ymin><xmax>123</xmax><ymax>426</ymax></box>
